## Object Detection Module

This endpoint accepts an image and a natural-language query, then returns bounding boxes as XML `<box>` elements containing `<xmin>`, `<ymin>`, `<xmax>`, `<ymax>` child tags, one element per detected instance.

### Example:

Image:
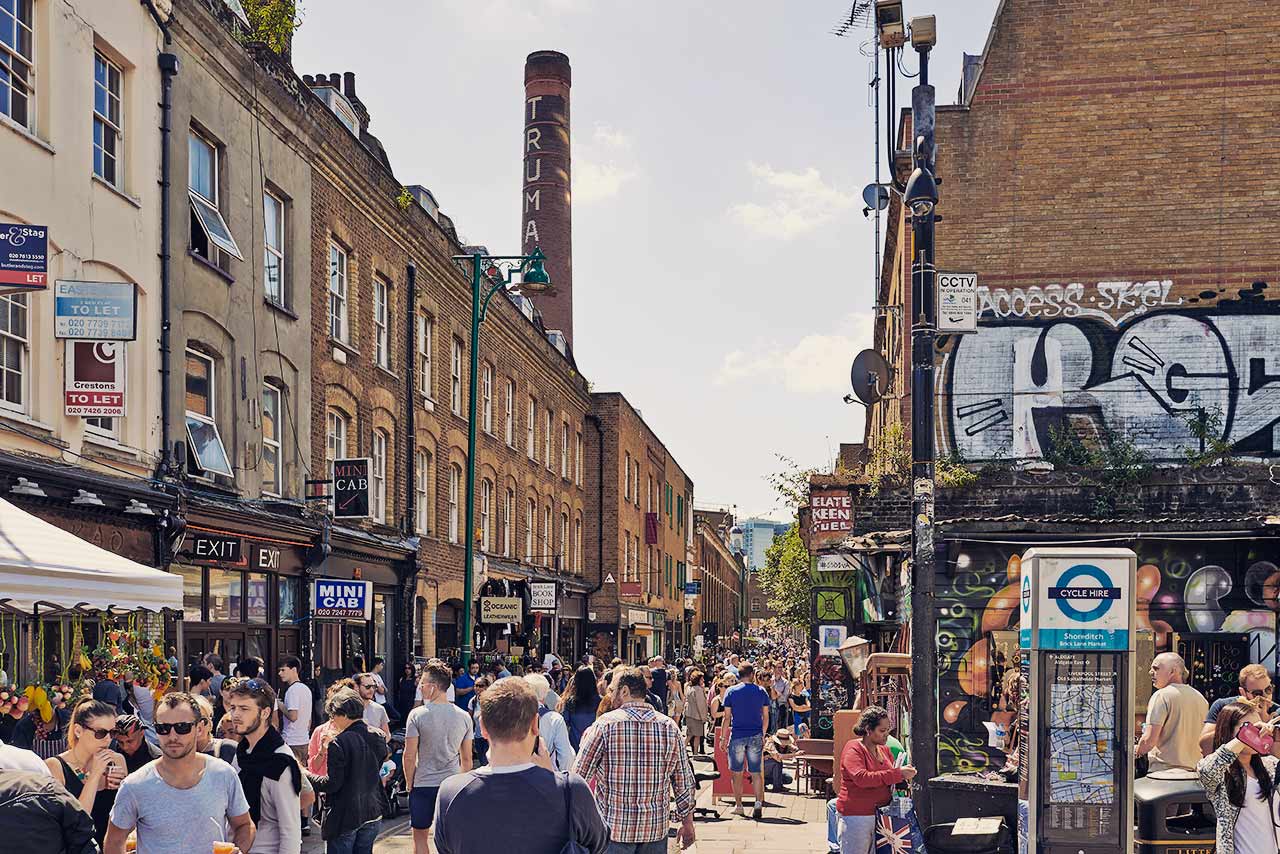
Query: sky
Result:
<box><xmin>292</xmin><ymin>0</ymin><xmax>1003</xmax><ymax>520</ymax></box>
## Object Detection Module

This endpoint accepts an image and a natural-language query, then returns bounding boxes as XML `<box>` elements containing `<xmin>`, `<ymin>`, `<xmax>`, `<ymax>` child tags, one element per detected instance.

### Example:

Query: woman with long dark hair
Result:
<box><xmin>1198</xmin><ymin>700</ymin><xmax>1280</xmax><ymax>854</ymax></box>
<box><xmin>557</xmin><ymin>666</ymin><xmax>601</xmax><ymax>751</ymax></box>
<box><xmin>45</xmin><ymin>698</ymin><xmax>126</xmax><ymax>846</ymax></box>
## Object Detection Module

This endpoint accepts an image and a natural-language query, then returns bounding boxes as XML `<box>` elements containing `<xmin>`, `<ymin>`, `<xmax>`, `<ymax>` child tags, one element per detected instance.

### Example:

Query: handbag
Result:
<box><xmin>559</xmin><ymin>772</ymin><xmax>589</xmax><ymax>854</ymax></box>
<box><xmin>875</xmin><ymin>795</ymin><xmax>929</xmax><ymax>854</ymax></box>
<box><xmin>1239</xmin><ymin>722</ymin><xmax>1275</xmax><ymax>755</ymax></box>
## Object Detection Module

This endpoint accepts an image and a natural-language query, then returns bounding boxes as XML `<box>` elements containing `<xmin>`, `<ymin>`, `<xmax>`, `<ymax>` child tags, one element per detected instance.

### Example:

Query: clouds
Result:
<box><xmin>728</xmin><ymin>161</ymin><xmax>857</xmax><ymax>239</ymax></box>
<box><xmin>573</xmin><ymin>124</ymin><xmax>639</xmax><ymax>204</ymax></box>
<box><xmin>715</xmin><ymin>313</ymin><xmax>874</xmax><ymax>395</ymax></box>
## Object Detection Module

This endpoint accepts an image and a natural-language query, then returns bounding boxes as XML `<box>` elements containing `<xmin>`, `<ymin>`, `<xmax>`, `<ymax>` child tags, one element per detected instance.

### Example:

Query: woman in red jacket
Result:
<box><xmin>835</xmin><ymin>706</ymin><xmax>917</xmax><ymax>853</ymax></box>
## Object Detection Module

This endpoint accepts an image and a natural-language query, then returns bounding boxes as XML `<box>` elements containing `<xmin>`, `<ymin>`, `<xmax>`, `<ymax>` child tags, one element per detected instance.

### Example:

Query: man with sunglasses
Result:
<box><xmin>104</xmin><ymin>692</ymin><xmax>254</xmax><ymax>854</ymax></box>
<box><xmin>356</xmin><ymin>674</ymin><xmax>391</xmax><ymax>740</ymax></box>
<box><xmin>1199</xmin><ymin>663</ymin><xmax>1280</xmax><ymax>756</ymax></box>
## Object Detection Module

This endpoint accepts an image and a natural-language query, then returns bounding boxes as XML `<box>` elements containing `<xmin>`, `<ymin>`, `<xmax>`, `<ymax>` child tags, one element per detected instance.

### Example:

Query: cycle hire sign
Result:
<box><xmin>0</xmin><ymin>224</ymin><xmax>48</xmax><ymax>292</ymax></box>
<box><xmin>1036</xmin><ymin>557</ymin><xmax>1129</xmax><ymax>650</ymax></box>
<box><xmin>313</xmin><ymin>579</ymin><xmax>372</xmax><ymax>620</ymax></box>
<box><xmin>54</xmin><ymin>280</ymin><xmax>137</xmax><ymax>340</ymax></box>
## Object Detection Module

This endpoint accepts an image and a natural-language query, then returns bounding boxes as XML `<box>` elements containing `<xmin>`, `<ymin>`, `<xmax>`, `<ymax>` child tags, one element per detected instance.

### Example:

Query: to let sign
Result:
<box><xmin>480</xmin><ymin>596</ymin><xmax>523</xmax><ymax>623</ymax></box>
<box><xmin>55</xmin><ymin>280</ymin><xmax>138</xmax><ymax>340</ymax></box>
<box><xmin>64</xmin><ymin>341</ymin><xmax>125</xmax><ymax>417</ymax></box>
<box><xmin>0</xmin><ymin>224</ymin><xmax>48</xmax><ymax>292</ymax></box>
<box><xmin>333</xmin><ymin>458</ymin><xmax>372</xmax><ymax>518</ymax></box>
<box><xmin>314</xmin><ymin>579</ymin><xmax>372</xmax><ymax>620</ymax></box>
<box><xmin>809</xmin><ymin>489</ymin><xmax>854</xmax><ymax>549</ymax></box>
<box><xmin>937</xmin><ymin>271</ymin><xmax>978</xmax><ymax>333</ymax></box>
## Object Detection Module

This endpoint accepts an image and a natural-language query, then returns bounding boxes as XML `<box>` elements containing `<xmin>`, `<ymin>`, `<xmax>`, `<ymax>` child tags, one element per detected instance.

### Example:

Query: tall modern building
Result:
<box><xmin>738</xmin><ymin>518</ymin><xmax>792</xmax><ymax>572</ymax></box>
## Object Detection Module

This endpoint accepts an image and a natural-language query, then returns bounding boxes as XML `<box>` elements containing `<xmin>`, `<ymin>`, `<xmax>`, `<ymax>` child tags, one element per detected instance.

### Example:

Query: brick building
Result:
<box><xmin>692</xmin><ymin>509</ymin><xmax>745</xmax><ymax>651</ymax></box>
<box><xmin>833</xmin><ymin>0</ymin><xmax>1280</xmax><ymax>784</ymax></box>
<box><xmin>585</xmin><ymin>392</ymin><xmax>693</xmax><ymax>662</ymax></box>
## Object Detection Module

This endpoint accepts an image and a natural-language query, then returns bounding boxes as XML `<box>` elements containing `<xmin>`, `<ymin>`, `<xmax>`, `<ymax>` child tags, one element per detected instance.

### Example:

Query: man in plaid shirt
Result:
<box><xmin>574</xmin><ymin>667</ymin><xmax>697</xmax><ymax>852</ymax></box>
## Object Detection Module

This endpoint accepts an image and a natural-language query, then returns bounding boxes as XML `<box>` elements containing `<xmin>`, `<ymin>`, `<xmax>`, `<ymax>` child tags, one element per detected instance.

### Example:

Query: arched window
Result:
<box><xmin>504</xmin><ymin>488</ymin><xmax>515</xmax><ymax>557</ymax></box>
<box><xmin>448</xmin><ymin>464</ymin><xmax>461</xmax><ymax>543</ymax></box>
<box><xmin>415</xmin><ymin>449</ymin><xmax>432</xmax><ymax>534</ymax></box>
<box><xmin>480</xmin><ymin>478</ymin><xmax>493</xmax><ymax>551</ymax></box>
<box><xmin>371</xmin><ymin>428</ymin><xmax>389</xmax><ymax>522</ymax></box>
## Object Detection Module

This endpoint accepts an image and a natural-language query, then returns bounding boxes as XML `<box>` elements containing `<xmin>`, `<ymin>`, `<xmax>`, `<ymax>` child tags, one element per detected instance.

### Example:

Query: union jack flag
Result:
<box><xmin>876</xmin><ymin>815</ymin><xmax>915</xmax><ymax>854</ymax></box>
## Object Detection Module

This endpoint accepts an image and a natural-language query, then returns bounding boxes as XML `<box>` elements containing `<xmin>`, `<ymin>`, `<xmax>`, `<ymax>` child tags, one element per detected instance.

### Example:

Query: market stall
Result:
<box><xmin>0</xmin><ymin>497</ymin><xmax>183</xmax><ymax>740</ymax></box>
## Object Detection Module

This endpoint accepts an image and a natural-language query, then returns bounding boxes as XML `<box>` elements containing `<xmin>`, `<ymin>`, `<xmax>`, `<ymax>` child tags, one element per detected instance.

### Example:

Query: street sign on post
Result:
<box><xmin>937</xmin><ymin>271</ymin><xmax>978</xmax><ymax>333</ymax></box>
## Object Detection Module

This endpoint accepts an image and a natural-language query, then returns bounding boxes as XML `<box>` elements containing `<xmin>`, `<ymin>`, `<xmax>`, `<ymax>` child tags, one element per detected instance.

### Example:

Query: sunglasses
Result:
<box><xmin>81</xmin><ymin>726</ymin><xmax>114</xmax><ymax>740</ymax></box>
<box><xmin>154</xmin><ymin>721</ymin><xmax>197</xmax><ymax>736</ymax></box>
<box><xmin>1249</xmin><ymin>686</ymin><xmax>1275</xmax><ymax>698</ymax></box>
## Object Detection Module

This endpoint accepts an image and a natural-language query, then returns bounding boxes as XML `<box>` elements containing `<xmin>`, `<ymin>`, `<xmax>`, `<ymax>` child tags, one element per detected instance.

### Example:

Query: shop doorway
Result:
<box><xmin>183</xmin><ymin>629</ymin><xmax>272</xmax><ymax>678</ymax></box>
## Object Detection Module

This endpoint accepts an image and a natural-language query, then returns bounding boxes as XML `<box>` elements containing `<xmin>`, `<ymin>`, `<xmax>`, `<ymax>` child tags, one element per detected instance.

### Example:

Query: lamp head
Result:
<box><xmin>904</xmin><ymin>166</ymin><xmax>938</xmax><ymax>218</ymax></box>
<box><xmin>520</xmin><ymin>247</ymin><xmax>552</xmax><ymax>293</ymax></box>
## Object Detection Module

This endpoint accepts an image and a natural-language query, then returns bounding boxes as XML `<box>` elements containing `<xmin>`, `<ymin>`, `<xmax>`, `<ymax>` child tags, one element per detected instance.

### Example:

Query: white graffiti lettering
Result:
<box><xmin>978</xmin><ymin>280</ymin><xmax>1181</xmax><ymax>325</ymax></box>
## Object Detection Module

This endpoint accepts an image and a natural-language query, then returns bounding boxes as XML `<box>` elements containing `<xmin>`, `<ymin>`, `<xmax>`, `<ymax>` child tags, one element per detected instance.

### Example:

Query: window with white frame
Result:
<box><xmin>416</xmin><ymin>314</ymin><xmax>432</xmax><ymax>398</ymax></box>
<box><xmin>448</xmin><ymin>464</ymin><xmax>461</xmax><ymax>543</ymax></box>
<box><xmin>504</xmin><ymin>488</ymin><xmax>514</xmax><ymax>557</ymax></box>
<box><xmin>526</xmin><ymin>396</ymin><xmax>536</xmax><ymax>459</ymax></box>
<box><xmin>261</xmin><ymin>383</ymin><xmax>283</xmax><ymax>496</ymax></box>
<box><xmin>543</xmin><ymin>505</ymin><xmax>552</xmax><ymax>566</ymax></box>
<box><xmin>480</xmin><ymin>479</ymin><xmax>492</xmax><ymax>551</ymax></box>
<box><xmin>0</xmin><ymin>0</ymin><xmax>33</xmax><ymax>128</ymax></box>
<box><xmin>575</xmin><ymin>433</ymin><xmax>583</xmax><ymax>486</ymax></box>
<box><xmin>184</xmin><ymin>350</ymin><xmax>233</xmax><ymax>477</ymax></box>
<box><xmin>415</xmin><ymin>449</ymin><xmax>431</xmax><ymax>534</ymax></box>
<box><xmin>374</xmin><ymin>276</ymin><xmax>390</xmax><ymax>369</ymax></box>
<box><xmin>624</xmin><ymin>532</ymin><xmax>631</xmax><ymax>581</ymax></box>
<box><xmin>371</xmin><ymin>428</ymin><xmax>388</xmax><ymax>522</ymax></box>
<box><xmin>525</xmin><ymin>497</ymin><xmax>535</xmax><ymax>562</ymax></box>
<box><xmin>634</xmin><ymin>461</ymin><xmax>640</xmax><ymax>507</ymax></box>
<box><xmin>647</xmin><ymin>476</ymin><xmax>654</xmax><ymax>512</ymax></box>
<box><xmin>325</xmin><ymin>410</ymin><xmax>347</xmax><ymax>511</ymax></box>
<box><xmin>560</xmin><ymin>422</ymin><xmax>569</xmax><ymax>478</ymax></box>
<box><xmin>0</xmin><ymin>294</ymin><xmax>28</xmax><ymax>414</ymax></box>
<box><xmin>328</xmin><ymin>242</ymin><xmax>348</xmax><ymax>343</ymax></box>
<box><xmin>624</xmin><ymin>453</ymin><xmax>631</xmax><ymax>500</ymax></box>
<box><xmin>505</xmin><ymin>380</ymin><xmax>515</xmax><ymax>446</ymax></box>
<box><xmin>188</xmin><ymin>131</ymin><xmax>242</xmax><ymax>261</ymax></box>
<box><xmin>450</xmin><ymin>338</ymin><xmax>463</xmax><ymax>416</ymax></box>
<box><xmin>574</xmin><ymin>516</ymin><xmax>582</xmax><ymax>573</ymax></box>
<box><xmin>560</xmin><ymin>512</ymin><xmax>568</xmax><ymax>572</ymax></box>
<box><xmin>482</xmin><ymin>364</ymin><xmax>493</xmax><ymax>433</ymax></box>
<box><xmin>93</xmin><ymin>52</ymin><xmax>123</xmax><ymax>187</ymax></box>
<box><xmin>263</xmin><ymin>191</ymin><xmax>285</xmax><ymax>305</ymax></box>
<box><xmin>544</xmin><ymin>409</ymin><xmax>552</xmax><ymax>470</ymax></box>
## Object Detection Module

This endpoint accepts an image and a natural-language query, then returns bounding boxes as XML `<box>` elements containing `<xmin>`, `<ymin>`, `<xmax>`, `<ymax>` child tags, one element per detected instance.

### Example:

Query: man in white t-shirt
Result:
<box><xmin>357</xmin><ymin>672</ymin><xmax>391</xmax><ymax>738</ymax></box>
<box><xmin>370</xmin><ymin>657</ymin><xmax>389</xmax><ymax>706</ymax></box>
<box><xmin>276</xmin><ymin>656</ymin><xmax>313</xmax><ymax>836</ymax></box>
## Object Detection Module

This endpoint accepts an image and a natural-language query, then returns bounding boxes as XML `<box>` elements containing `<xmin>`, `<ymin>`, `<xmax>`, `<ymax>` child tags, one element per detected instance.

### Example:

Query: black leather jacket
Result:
<box><xmin>0</xmin><ymin>770</ymin><xmax>100</xmax><ymax>854</ymax></box>
<box><xmin>306</xmin><ymin>720</ymin><xmax>390</xmax><ymax>840</ymax></box>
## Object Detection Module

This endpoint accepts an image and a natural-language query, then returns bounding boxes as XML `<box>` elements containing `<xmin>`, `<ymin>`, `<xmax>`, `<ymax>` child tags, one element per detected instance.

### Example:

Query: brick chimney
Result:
<box><xmin>521</xmin><ymin>50</ymin><xmax>572</xmax><ymax>346</ymax></box>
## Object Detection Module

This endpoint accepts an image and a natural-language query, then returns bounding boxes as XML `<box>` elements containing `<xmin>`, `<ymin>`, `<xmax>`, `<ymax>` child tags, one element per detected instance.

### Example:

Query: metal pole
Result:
<box><xmin>908</xmin><ymin>44</ymin><xmax>939</xmax><ymax>825</ymax></box>
<box><xmin>460</xmin><ymin>255</ymin><xmax>482</xmax><ymax>668</ymax></box>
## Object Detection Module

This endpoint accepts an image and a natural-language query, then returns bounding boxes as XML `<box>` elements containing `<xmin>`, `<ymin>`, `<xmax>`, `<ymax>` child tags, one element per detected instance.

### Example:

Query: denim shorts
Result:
<box><xmin>727</xmin><ymin>733</ymin><xmax>764</xmax><ymax>773</ymax></box>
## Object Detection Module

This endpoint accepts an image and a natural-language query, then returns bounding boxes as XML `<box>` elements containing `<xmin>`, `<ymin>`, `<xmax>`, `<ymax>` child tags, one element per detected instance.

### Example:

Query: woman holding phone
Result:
<box><xmin>1198</xmin><ymin>700</ymin><xmax>1280</xmax><ymax>854</ymax></box>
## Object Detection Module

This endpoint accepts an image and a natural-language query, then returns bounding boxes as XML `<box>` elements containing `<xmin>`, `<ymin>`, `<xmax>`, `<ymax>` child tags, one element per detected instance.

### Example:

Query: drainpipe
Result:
<box><xmin>584</xmin><ymin>413</ymin><xmax>608</xmax><ymax>655</ymax></box>
<box><xmin>404</xmin><ymin>261</ymin><xmax>417</xmax><ymax>535</ymax></box>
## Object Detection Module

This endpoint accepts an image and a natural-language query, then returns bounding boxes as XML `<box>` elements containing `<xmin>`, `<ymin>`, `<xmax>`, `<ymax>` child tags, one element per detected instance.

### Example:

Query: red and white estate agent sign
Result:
<box><xmin>65</xmin><ymin>340</ymin><xmax>124</xmax><ymax>417</ymax></box>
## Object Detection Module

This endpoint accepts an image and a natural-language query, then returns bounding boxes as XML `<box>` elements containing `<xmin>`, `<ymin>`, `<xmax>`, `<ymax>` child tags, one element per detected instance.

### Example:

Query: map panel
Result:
<box><xmin>1048</xmin><ymin>728</ymin><xmax>1115</xmax><ymax>804</ymax></box>
<box><xmin>1049</xmin><ymin>683</ymin><xmax>1116</xmax><ymax>730</ymax></box>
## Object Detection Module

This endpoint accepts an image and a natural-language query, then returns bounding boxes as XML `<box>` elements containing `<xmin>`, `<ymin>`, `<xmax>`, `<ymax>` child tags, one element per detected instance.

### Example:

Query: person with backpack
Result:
<box><xmin>433</xmin><ymin>677</ymin><xmax>607</xmax><ymax>854</ymax></box>
<box><xmin>524</xmin><ymin>674</ymin><xmax>574</xmax><ymax>773</ymax></box>
<box><xmin>557</xmin><ymin>667</ymin><xmax>601</xmax><ymax>752</ymax></box>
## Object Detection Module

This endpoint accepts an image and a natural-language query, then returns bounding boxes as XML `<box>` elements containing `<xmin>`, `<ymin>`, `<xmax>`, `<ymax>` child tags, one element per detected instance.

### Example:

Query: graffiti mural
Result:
<box><xmin>935</xmin><ymin>539</ymin><xmax>1280</xmax><ymax>774</ymax></box>
<box><xmin>945</xmin><ymin>282</ymin><xmax>1280</xmax><ymax>461</ymax></box>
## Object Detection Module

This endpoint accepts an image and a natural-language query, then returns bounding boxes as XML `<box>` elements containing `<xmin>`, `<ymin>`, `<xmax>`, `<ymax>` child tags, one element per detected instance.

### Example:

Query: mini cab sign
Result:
<box><xmin>333</xmin><ymin>458</ymin><xmax>372</xmax><ymax>519</ymax></box>
<box><xmin>313</xmin><ymin>579</ymin><xmax>372</xmax><ymax>620</ymax></box>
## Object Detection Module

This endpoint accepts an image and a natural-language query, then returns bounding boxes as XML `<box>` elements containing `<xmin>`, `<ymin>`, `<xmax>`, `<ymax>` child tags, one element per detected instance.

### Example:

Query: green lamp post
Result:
<box><xmin>450</xmin><ymin>247</ymin><xmax>552</xmax><ymax>667</ymax></box>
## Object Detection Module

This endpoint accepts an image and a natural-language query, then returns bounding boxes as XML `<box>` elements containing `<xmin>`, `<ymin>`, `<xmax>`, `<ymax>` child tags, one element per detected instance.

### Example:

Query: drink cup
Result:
<box><xmin>124</xmin><ymin>832</ymin><xmax>137</xmax><ymax>852</ymax></box>
<box><xmin>212</xmin><ymin>842</ymin><xmax>236</xmax><ymax>854</ymax></box>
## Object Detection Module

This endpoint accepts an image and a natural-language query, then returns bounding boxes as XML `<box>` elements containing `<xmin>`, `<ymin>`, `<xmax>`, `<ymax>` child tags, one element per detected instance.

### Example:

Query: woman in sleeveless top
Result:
<box><xmin>46</xmin><ymin>698</ymin><xmax>127</xmax><ymax>846</ymax></box>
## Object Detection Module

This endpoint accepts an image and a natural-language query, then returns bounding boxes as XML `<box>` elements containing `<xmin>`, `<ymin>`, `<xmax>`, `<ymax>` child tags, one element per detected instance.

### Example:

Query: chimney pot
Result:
<box><xmin>343</xmin><ymin>72</ymin><xmax>357</xmax><ymax>98</ymax></box>
<box><xmin>328</xmin><ymin>72</ymin><xmax>341</xmax><ymax>88</ymax></box>
<box><xmin>302</xmin><ymin>74</ymin><xmax>312</xmax><ymax>85</ymax></box>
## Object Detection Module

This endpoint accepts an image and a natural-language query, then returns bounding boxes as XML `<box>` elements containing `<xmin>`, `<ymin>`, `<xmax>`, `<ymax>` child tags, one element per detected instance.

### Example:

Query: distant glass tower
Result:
<box><xmin>738</xmin><ymin>517</ymin><xmax>793</xmax><ymax>572</ymax></box>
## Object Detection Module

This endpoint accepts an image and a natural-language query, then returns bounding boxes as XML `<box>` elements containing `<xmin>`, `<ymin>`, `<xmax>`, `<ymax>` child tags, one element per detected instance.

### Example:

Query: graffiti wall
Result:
<box><xmin>936</xmin><ymin>538</ymin><xmax>1280</xmax><ymax>774</ymax></box>
<box><xmin>943</xmin><ymin>280</ymin><xmax>1280</xmax><ymax>461</ymax></box>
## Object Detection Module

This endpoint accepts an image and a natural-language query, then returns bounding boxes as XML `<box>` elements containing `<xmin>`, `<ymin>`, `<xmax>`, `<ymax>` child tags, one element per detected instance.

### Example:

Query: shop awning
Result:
<box><xmin>0</xmin><ymin>497</ymin><xmax>182</xmax><ymax>613</ymax></box>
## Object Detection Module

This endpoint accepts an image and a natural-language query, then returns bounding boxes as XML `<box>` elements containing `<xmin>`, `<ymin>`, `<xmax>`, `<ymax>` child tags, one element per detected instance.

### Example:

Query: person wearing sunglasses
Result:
<box><xmin>1201</xmin><ymin>665</ymin><xmax>1280</xmax><ymax>757</ymax></box>
<box><xmin>104</xmin><ymin>692</ymin><xmax>255</xmax><ymax>854</ymax></box>
<box><xmin>45</xmin><ymin>698</ymin><xmax>127</xmax><ymax>846</ymax></box>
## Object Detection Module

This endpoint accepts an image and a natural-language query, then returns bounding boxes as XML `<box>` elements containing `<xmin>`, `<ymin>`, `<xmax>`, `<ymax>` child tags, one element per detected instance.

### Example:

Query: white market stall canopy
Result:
<box><xmin>0</xmin><ymin>496</ymin><xmax>182</xmax><ymax>613</ymax></box>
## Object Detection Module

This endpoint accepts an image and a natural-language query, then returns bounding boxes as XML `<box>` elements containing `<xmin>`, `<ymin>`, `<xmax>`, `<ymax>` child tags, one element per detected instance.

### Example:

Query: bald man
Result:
<box><xmin>1136</xmin><ymin>653</ymin><xmax>1208</xmax><ymax>773</ymax></box>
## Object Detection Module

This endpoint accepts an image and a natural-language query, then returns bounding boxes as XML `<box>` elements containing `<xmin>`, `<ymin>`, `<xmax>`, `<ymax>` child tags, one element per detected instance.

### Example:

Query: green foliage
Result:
<box><xmin>1182</xmin><ymin>406</ymin><xmax>1235</xmax><ymax>468</ymax></box>
<box><xmin>936</xmin><ymin>450</ymin><xmax>978</xmax><ymax>489</ymax></box>
<box><xmin>756</xmin><ymin>524</ymin><xmax>812</xmax><ymax>629</ymax></box>
<box><xmin>395</xmin><ymin>187</ymin><xmax>414</xmax><ymax>211</ymax></box>
<box><xmin>1044</xmin><ymin>421</ymin><xmax>1152</xmax><ymax>516</ymax></box>
<box><xmin>866</xmin><ymin>422</ymin><xmax>910</xmax><ymax>495</ymax></box>
<box><xmin>241</xmin><ymin>0</ymin><xmax>302</xmax><ymax>55</ymax></box>
<box><xmin>766</xmin><ymin>454</ymin><xmax>818</xmax><ymax>513</ymax></box>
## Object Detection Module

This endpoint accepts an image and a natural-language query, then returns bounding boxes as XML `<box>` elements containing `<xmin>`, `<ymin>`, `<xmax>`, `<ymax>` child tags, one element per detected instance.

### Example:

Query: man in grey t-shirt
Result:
<box><xmin>104</xmin><ymin>693</ymin><xmax>253</xmax><ymax>854</ymax></box>
<box><xmin>404</xmin><ymin>662</ymin><xmax>472</xmax><ymax>854</ymax></box>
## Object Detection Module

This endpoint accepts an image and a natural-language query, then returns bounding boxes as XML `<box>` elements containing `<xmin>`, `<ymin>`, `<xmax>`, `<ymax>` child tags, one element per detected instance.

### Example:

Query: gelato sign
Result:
<box><xmin>809</xmin><ymin>488</ymin><xmax>854</xmax><ymax>548</ymax></box>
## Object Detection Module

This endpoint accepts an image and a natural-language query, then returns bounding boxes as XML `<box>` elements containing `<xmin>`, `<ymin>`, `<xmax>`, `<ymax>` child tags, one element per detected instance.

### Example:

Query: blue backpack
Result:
<box><xmin>558</xmin><ymin>772</ymin><xmax>588</xmax><ymax>854</ymax></box>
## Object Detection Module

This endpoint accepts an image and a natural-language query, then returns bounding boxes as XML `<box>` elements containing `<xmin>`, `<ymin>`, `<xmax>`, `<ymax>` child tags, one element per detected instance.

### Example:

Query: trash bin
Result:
<box><xmin>1134</xmin><ymin>771</ymin><xmax>1216</xmax><ymax>854</ymax></box>
<box><xmin>924</xmin><ymin>819</ymin><xmax>1010</xmax><ymax>853</ymax></box>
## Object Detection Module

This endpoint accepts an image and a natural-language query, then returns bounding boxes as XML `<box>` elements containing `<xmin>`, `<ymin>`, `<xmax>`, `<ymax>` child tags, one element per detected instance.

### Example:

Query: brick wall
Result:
<box><xmin>869</xmin><ymin>0</ymin><xmax>1280</xmax><ymax>468</ymax></box>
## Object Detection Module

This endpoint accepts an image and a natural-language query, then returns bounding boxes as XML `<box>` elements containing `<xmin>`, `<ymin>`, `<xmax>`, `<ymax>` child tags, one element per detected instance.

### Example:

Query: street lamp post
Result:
<box><xmin>451</xmin><ymin>247</ymin><xmax>552</xmax><ymax>668</ymax></box>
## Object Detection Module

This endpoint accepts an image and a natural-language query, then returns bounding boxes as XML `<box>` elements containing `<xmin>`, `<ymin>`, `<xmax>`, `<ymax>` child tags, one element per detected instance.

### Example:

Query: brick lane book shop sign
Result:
<box><xmin>0</xmin><ymin>224</ymin><xmax>48</xmax><ymax>292</ymax></box>
<box><xmin>333</xmin><ymin>458</ymin><xmax>372</xmax><ymax>519</ymax></box>
<box><xmin>313</xmin><ymin>579</ymin><xmax>372</xmax><ymax>620</ymax></box>
<box><xmin>809</xmin><ymin>489</ymin><xmax>853</xmax><ymax>548</ymax></box>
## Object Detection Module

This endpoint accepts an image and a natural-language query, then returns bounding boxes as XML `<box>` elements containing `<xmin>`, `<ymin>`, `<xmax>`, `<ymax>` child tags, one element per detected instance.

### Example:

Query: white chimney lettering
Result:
<box><xmin>526</xmin><ymin>127</ymin><xmax>542</xmax><ymax>152</ymax></box>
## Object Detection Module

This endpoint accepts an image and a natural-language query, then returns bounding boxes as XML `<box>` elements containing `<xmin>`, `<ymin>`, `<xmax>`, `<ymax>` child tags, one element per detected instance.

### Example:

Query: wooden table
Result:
<box><xmin>794</xmin><ymin>753</ymin><xmax>834</xmax><ymax>796</ymax></box>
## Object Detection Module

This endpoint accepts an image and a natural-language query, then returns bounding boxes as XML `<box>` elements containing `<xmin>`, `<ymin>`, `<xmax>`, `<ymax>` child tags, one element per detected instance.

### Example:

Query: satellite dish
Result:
<box><xmin>851</xmin><ymin>349</ymin><xmax>890</xmax><ymax>405</ymax></box>
<box><xmin>862</xmin><ymin>183</ymin><xmax>890</xmax><ymax>211</ymax></box>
